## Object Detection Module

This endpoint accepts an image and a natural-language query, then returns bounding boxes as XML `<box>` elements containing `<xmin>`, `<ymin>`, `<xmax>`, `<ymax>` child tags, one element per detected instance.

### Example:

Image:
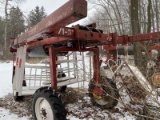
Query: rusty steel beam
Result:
<box><xmin>14</xmin><ymin>0</ymin><xmax>87</xmax><ymax>45</ymax></box>
<box><xmin>103</xmin><ymin>43</ymin><xmax>160</xmax><ymax>56</ymax></box>
<box><xmin>109</xmin><ymin>32</ymin><xmax>160</xmax><ymax>44</ymax></box>
<box><xmin>128</xmin><ymin>32</ymin><xmax>160</xmax><ymax>42</ymax></box>
<box><xmin>28</xmin><ymin>37</ymin><xmax>70</xmax><ymax>47</ymax></box>
<box><xmin>27</xmin><ymin>26</ymin><xmax>113</xmax><ymax>47</ymax></box>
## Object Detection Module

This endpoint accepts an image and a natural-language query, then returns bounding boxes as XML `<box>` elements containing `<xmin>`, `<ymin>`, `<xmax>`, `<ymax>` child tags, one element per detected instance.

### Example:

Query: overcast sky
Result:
<box><xmin>0</xmin><ymin>0</ymin><xmax>96</xmax><ymax>18</ymax></box>
<box><xmin>0</xmin><ymin>0</ymin><xmax>68</xmax><ymax>16</ymax></box>
<box><xmin>18</xmin><ymin>0</ymin><xmax>94</xmax><ymax>25</ymax></box>
<box><xmin>0</xmin><ymin>0</ymin><xmax>95</xmax><ymax>25</ymax></box>
<box><xmin>18</xmin><ymin>0</ymin><xmax>68</xmax><ymax>15</ymax></box>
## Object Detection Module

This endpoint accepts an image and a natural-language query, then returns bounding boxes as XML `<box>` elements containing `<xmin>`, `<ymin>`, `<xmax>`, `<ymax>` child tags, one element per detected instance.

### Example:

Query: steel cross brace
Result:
<box><xmin>48</xmin><ymin>46</ymin><xmax>102</xmax><ymax>92</ymax></box>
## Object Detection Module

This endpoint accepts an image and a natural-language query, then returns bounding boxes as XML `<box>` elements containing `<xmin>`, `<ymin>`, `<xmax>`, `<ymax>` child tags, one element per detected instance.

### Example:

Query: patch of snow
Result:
<box><xmin>0</xmin><ymin>107</ymin><xmax>28</xmax><ymax>120</ymax></box>
<box><xmin>0</xmin><ymin>62</ymin><xmax>13</xmax><ymax>97</ymax></box>
<box><xmin>0</xmin><ymin>62</ymin><xmax>28</xmax><ymax>119</ymax></box>
<box><xmin>0</xmin><ymin>60</ymin><xmax>159</xmax><ymax>120</ymax></box>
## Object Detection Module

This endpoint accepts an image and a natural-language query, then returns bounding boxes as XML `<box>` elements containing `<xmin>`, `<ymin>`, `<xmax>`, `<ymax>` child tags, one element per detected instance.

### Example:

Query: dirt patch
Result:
<box><xmin>0</xmin><ymin>88</ymin><xmax>87</xmax><ymax>120</ymax></box>
<box><xmin>0</xmin><ymin>87</ymin><xmax>150</xmax><ymax>120</ymax></box>
<box><xmin>0</xmin><ymin>88</ymin><xmax>113</xmax><ymax>119</ymax></box>
<box><xmin>0</xmin><ymin>94</ymin><xmax>33</xmax><ymax>119</ymax></box>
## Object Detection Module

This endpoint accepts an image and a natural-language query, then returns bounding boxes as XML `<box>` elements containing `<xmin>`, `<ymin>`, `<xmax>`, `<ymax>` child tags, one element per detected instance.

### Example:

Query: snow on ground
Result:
<box><xmin>0</xmin><ymin>61</ymin><xmax>159</xmax><ymax>120</ymax></box>
<box><xmin>0</xmin><ymin>61</ymin><xmax>136</xmax><ymax>120</ymax></box>
<box><xmin>0</xmin><ymin>62</ymin><xmax>13</xmax><ymax>97</ymax></box>
<box><xmin>0</xmin><ymin>108</ymin><xmax>27</xmax><ymax>120</ymax></box>
<box><xmin>0</xmin><ymin>62</ymin><xmax>28</xmax><ymax>120</ymax></box>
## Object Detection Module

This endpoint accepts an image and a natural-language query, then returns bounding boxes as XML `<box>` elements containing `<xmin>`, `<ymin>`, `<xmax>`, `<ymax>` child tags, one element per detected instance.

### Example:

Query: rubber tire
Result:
<box><xmin>32</xmin><ymin>87</ymin><xmax>67</xmax><ymax>120</ymax></box>
<box><xmin>59</xmin><ymin>86</ymin><xmax>67</xmax><ymax>93</ymax></box>
<box><xmin>57</xmin><ymin>72</ymin><xmax>67</xmax><ymax>93</ymax></box>
<box><xmin>88</xmin><ymin>76</ymin><xmax>120</xmax><ymax>109</ymax></box>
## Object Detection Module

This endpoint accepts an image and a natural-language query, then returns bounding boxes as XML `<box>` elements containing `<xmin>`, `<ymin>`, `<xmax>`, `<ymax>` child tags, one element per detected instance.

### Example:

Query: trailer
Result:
<box><xmin>10</xmin><ymin>0</ymin><xmax>160</xmax><ymax>119</ymax></box>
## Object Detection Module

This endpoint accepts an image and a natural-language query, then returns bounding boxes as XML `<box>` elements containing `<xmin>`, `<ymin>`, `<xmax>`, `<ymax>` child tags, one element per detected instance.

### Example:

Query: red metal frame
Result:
<box><xmin>104</xmin><ymin>42</ymin><xmax>160</xmax><ymax>62</ymax></box>
<box><xmin>49</xmin><ymin>47</ymin><xmax>58</xmax><ymax>89</ymax></box>
<box><xmin>48</xmin><ymin>46</ymin><xmax>101</xmax><ymax>90</ymax></box>
<box><xmin>10</xmin><ymin>0</ymin><xmax>160</xmax><ymax>95</ymax></box>
<box><xmin>13</xmin><ymin>0</ymin><xmax>87</xmax><ymax>46</ymax></box>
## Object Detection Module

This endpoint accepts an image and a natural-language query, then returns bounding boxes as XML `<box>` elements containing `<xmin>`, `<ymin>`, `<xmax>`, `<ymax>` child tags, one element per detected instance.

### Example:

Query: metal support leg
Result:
<box><xmin>93</xmin><ymin>48</ymin><xmax>104</xmax><ymax>95</ymax></box>
<box><xmin>49</xmin><ymin>47</ymin><xmax>57</xmax><ymax>90</ymax></box>
<box><xmin>93</xmin><ymin>48</ymin><xmax>100</xmax><ymax>85</ymax></box>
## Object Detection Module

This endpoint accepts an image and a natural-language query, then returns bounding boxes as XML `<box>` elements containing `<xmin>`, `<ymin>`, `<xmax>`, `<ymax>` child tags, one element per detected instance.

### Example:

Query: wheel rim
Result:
<box><xmin>35</xmin><ymin>97</ymin><xmax>54</xmax><ymax>120</ymax></box>
<box><xmin>95</xmin><ymin>98</ymin><xmax>108</xmax><ymax>106</ymax></box>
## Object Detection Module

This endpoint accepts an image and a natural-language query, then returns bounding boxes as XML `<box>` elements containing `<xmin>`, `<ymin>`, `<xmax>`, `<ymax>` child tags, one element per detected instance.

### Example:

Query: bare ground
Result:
<box><xmin>0</xmin><ymin>87</ymin><xmax>154</xmax><ymax>120</ymax></box>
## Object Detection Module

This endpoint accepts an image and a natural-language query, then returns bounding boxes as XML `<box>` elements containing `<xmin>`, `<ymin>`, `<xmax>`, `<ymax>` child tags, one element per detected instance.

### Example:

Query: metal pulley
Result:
<box><xmin>28</xmin><ymin>46</ymin><xmax>68</xmax><ymax>57</ymax></box>
<box><xmin>152</xmin><ymin>73</ymin><xmax>160</xmax><ymax>87</ymax></box>
<box><xmin>111</xmin><ymin>46</ymin><xmax>134</xmax><ymax>55</ymax></box>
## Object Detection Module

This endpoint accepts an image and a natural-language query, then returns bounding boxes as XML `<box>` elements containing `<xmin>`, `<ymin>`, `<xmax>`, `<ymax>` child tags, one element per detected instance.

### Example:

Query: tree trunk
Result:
<box><xmin>155</xmin><ymin>0</ymin><xmax>159</xmax><ymax>31</ymax></box>
<box><xmin>142</xmin><ymin>4</ymin><xmax>147</xmax><ymax>33</ymax></box>
<box><xmin>100</xmin><ymin>1</ymin><xmax>117</xmax><ymax>32</ymax></box>
<box><xmin>151</xmin><ymin>0</ymin><xmax>155</xmax><ymax>32</ymax></box>
<box><xmin>106</xmin><ymin>0</ymin><xmax>122</xmax><ymax>34</ymax></box>
<box><xmin>113</xmin><ymin>0</ymin><xmax>125</xmax><ymax>34</ymax></box>
<box><xmin>4</xmin><ymin>0</ymin><xmax>9</xmax><ymax>58</ymax></box>
<box><xmin>131</xmin><ymin>0</ymin><xmax>140</xmax><ymax>34</ymax></box>
<box><xmin>138</xmin><ymin>0</ymin><xmax>142</xmax><ymax>33</ymax></box>
<box><xmin>130</xmin><ymin>0</ymin><xmax>144</xmax><ymax>72</ymax></box>
<box><xmin>147</xmin><ymin>0</ymin><xmax>152</xmax><ymax>33</ymax></box>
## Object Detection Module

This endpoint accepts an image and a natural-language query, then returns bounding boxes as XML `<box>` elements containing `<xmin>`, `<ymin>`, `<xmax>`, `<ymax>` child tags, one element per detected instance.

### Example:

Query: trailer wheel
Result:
<box><xmin>32</xmin><ymin>87</ymin><xmax>67</xmax><ymax>120</ymax></box>
<box><xmin>59</xmin><ymin>86</ymin><xmax>67</xmax><ymax>93</ymax></box>
<box><xmin>57</xmin><ymin>72</ymin><xmax>67</xmax><ymax>92</ymax></box>
<box><xmin>88</xmin><ymin>76</ymin><xmax>119</xmax><ymax>109</ymax></box>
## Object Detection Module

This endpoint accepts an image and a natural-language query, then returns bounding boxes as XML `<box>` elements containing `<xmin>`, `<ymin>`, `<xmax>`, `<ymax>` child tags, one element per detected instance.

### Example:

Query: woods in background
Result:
<box><xmin>88</xmin><ymin>0</ymin><xmax>159</xmax><ymax>34</ymax></box>
<box><xmin>0</xmin><ymin>0</ymin><xmax>160</xmax><ymax>64</ymax></box>
<box><xmin>88</xmin><ymin>0</ymin><xmax>160</xmax><ymax>74</ymax></box>
<box><xmin>0</xmin><ymin>0</ymin><xmax>47</xmax><ymax>59</ymax></box>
